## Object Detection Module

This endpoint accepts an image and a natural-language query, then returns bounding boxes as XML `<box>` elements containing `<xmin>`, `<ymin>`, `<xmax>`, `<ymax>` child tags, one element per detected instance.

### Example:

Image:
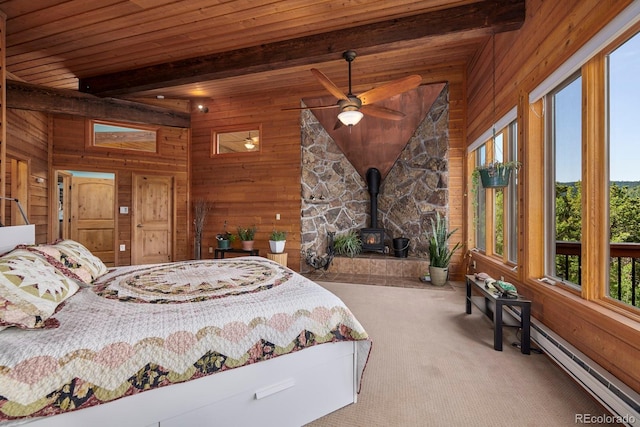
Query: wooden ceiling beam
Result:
<box><xmin>79</xmin><ymin>0</ymin><xmax>525</xmax><ymax>97</ymax></box>
<box><xmin>6</xmin><ymin>80</ymin><xmax>190</xmax><ymax>128</ymax></box>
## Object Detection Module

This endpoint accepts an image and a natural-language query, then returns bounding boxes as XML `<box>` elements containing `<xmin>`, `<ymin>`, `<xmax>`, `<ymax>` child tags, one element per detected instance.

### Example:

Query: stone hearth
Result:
<box><xmin>324</xmin><ymin>254</ymin><xmax>428</xmax><ymax>278</ymax></box>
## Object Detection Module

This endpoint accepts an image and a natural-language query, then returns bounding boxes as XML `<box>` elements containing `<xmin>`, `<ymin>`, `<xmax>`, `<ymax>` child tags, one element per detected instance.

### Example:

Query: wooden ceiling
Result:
<box><xmin>1</xmin><ymin>0</ymin><xmax>525</xmax><ymax>103</ymax></box>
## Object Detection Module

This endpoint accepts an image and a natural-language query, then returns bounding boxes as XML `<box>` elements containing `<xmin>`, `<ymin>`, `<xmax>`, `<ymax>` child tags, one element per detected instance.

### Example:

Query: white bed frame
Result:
<box><xmin>1</xmin><ymin>226</ymin><xmax>360</xmax><ymax>426</ymax></box>
<box><xmin>18</xmin><ymin>341</ymin><xmax>358</xmax><ymax>427</ymax></box>
<box><xmin>0</xmin><ymin>224</ymin><xmax>35</xmax><ymax>253</ymax></box>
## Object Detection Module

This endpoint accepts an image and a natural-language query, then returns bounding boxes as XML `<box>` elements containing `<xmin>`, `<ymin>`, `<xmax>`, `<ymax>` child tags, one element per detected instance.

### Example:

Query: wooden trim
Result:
<box><xmin>581</xmin><ymin>53</ymin><xmax>608</xmax><ymax>301</ymax></box>
<box><xmin>523</xmin><ymin>98</ymin><xmax>545</xmax><ymax>280</ymax></box>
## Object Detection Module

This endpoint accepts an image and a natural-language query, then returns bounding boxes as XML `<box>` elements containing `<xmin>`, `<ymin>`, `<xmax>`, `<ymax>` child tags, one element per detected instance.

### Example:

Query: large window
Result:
<box><xmin>536</xmin><ymin>22</ymin><xmax>640</xmax><ymax>312</ymax></box>
<box><xmin>546</xmin><ymin>74</ymin><xmax>582</xmax><ymax>288</ymax></box>
<box><xmin>607</xmin><ymin>29</ymin><xmax>640</xmax><ymax>308</ymax></box>
<box><xmin>471</xmin><ymin>119</ymin><xmax>518</xmax><ymax>264</ymax></box>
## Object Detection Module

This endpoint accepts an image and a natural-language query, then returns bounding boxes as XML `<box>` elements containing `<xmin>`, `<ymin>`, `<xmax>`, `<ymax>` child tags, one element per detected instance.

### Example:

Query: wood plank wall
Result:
<box><xmin>190</xmin><ymin>94</ymin><xmax>303</xmax><ymax>270</ymax></box>
<box><xmin>466</xmin><ymin>0</ymin><xmax>640</xmax><ymax>394</ymax></box>
<box><xmin>50</xmin><ymin>114</ymin><xmax>190</xmax><ymax>264</ymax></box>
<box><xmin>6</xmin><ymin>109</ymin><xmax>49</xmax><ymax>241</ymax></box>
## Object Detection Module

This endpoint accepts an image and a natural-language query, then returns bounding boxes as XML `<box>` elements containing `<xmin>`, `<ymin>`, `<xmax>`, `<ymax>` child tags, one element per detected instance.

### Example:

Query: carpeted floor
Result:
<box><xmin>306</xmin><ymin>280</ymin><xmax>619</xmax><ymax>427</ymax></box>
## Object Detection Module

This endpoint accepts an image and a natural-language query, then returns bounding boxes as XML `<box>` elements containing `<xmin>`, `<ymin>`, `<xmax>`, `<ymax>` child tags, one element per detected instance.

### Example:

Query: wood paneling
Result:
<box><xmin>191</xmin><ymin>92</ymin><xmax>303</xmax><ymax>270</ymax></box>
<box><xmin>467</xmin><ymin>0</ymin><xmax>640</xmax><ymax>395</ymax></box>
<box><xmin>0</xmin><ymin>0</ymin><xmax>517</xmax><ymax>96</ymax></box>
<box><xmin>51</xmin><ymin>115</ymin><xmax>190</xmax><ymax>265</ymax></box>
<box><xmin>6</xmin><ymin>108</ymin><xmax>48</xmax><ymax>242</ymax></box>
<box><xmin>191</xmin><ymin>67</ymin><xmax>467</xmax><ymax>273</ymax></box>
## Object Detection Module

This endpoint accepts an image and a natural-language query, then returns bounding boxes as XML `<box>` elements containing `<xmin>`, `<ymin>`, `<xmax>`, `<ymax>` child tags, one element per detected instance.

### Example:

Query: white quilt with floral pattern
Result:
<box><xmin>0</xmin><ymin>257</ymin><xmax>370</xmax><ymax>424</ymax></box>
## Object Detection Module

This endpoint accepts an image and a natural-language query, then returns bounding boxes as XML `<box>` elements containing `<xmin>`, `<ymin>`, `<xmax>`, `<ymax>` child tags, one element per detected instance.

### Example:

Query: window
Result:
<box><xmin>90</xmin><ymin>120</ymin><xmax>158</xmax><ymax>153</ymax></box>
<box><xmin>211</xmin><ymin>126</ymin><xmax>262</xmax><ymax>156</ymax></box>
<box><xmin>607</xmin><ymin>30</ymin><xmax>640</xmax><ymax>308</ymax></box>
<box><xmin>545</xmin><ymin>74</ymin><xmax>582</xmax><ymax>288</ymax></box>
<box><xmin>470</xmin><ymin>118</ymin><xmax>518</xmax><ymax>264</ymax></box>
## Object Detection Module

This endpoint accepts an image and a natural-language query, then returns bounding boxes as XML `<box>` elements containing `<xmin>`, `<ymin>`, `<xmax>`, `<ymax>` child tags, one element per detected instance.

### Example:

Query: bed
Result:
<box><xmin>0</xmin><ymin>227</ymin><xmax>371</xmax><ymax>427</ymax></box>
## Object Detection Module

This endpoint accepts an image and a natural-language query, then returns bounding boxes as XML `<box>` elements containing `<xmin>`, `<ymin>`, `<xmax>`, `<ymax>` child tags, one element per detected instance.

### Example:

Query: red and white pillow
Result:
<box><xmin>0</xmin><ymin>249</ymin><xmax>80</xmax><ymax>330</ymax></box>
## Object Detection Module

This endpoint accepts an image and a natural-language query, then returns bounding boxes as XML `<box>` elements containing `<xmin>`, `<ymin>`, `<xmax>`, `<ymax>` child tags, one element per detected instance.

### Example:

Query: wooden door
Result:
<box><xmin>70</xmin><ymin>176</ymin><xmax>116</xmax><ymax>265</ymax></box>
<box><xmin>132</xmin><ymin>174</ymin><xmax>173</xmax><ymax>265</ymax></box>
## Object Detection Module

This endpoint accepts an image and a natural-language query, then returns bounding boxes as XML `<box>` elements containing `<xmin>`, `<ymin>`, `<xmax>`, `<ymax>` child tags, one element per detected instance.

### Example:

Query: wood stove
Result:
<box><xmin>360</xmin><ymin>167</ymin><xmax>385</xmax><ymax>253</ymax></box>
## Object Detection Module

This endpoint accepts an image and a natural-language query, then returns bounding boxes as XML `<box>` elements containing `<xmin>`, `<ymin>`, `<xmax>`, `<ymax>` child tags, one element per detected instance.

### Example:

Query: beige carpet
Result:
<box><xmin>307</xmin><ymin>281</ymin><xmax>617</xmax><ymax>427</ymax></box>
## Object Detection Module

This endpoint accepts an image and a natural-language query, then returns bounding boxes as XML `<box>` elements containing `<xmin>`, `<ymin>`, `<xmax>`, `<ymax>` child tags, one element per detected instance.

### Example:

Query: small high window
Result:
<box><xmin>211</xmin><ymin>126</ymin><xmax>262</xmax><ymax>156</ymax></box>
<box><xmin>90</xmin><ymin>120</ymin><xmax>158</xmax><ymax>153</ymax></box>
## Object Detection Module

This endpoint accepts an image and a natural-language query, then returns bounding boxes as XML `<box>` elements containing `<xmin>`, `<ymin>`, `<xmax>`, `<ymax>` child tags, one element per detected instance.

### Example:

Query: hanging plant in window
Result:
<box><xmin>471</xmin><ymin>32</ymin><xmax>522</xmax><ymax>192</ymax></box>
<box><xmin>473</xmin><ymin>160</ymin><xmax>521</xmax><ymax>189</ymax></box>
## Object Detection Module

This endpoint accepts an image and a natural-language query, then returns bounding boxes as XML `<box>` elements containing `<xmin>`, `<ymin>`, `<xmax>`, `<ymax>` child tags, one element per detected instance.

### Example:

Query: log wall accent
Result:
<box><xmin>50</xmin><ymin>114</ymin><xmax>190</xmax><ymax>264</ymax></box>
<box><xmin>467</xmin><ymin>0</ymin><xmax>640</xmax><ymax>394</ymax></box>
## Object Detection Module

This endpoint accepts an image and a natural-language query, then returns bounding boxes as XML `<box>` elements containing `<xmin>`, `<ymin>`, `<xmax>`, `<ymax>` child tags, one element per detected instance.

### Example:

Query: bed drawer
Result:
<box><xmin>15</xmin><ymin>342</ymin><xmax>358</xmax><ymax>427</ymax></box>
<box><xmin>159</xmin><ymin>343</ymin><xmax>357</xmax><ymax>427</ymax></box>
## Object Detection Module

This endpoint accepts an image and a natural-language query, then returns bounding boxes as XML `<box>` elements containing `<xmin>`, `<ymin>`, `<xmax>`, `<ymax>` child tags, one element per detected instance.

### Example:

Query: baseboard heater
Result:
<box><xmin>502</xmin><ymin>306</ymin><xmax>640</xmax><ymax>427</ymax></box>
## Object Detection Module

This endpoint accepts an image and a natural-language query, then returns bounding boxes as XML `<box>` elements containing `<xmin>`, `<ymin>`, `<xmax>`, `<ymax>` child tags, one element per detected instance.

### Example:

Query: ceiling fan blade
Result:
<box><xmin>282</xmin><ymin>104</ymin><xmax>339</xmax><ymax>111</ymax></box>
<box><xmin>310</xmin><ymin>68</ymin><xmax>349</xmax><ymax>101</ymax></box>
<box><xmin>360</xmin><ymin>104</ymin><xmax>405</xmax><ymax>120</ymax></box>
<box><xmin>358</xmin><ymin>75</ymin><xmax>422</xmax><ymax>105</ymax></box>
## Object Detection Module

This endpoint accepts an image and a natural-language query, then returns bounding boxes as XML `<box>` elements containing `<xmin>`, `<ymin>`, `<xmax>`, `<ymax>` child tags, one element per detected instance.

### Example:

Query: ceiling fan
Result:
<box><xmin>287</xmin><ymin>50</ymin><xmax>422</xmax><ymax>128</ymax></box>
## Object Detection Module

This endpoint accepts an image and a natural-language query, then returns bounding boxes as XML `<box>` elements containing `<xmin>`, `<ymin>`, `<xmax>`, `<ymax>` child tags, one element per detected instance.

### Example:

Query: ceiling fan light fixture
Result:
<box><xmin>338</xmin><ymin>110</ymin><xmax>363</xmax><ymax>126</ymax></box>
<box><xmin>244</xmin><ymin>131</ymin><xmax>257</xmax><ymax>149</ymax></box>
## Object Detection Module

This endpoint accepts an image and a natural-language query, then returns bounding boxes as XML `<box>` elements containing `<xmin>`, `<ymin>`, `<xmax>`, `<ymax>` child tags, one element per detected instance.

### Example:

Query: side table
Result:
<box><xmin>214</xmin><ymin>248</ymin><xmax>259</xmax><ymax>259</ymax></box>
<box><xmin>465</xmin><ymin>274</ymin><xmax>531</xmax><ymax>354</ymax></box>
<box><xmin>266</xmin><ymin>252</ymin><xmax>288</xmax><ymax>267</ymax></box>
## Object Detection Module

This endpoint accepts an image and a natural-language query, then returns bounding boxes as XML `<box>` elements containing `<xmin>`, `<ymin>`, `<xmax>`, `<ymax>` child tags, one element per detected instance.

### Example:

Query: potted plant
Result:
<box><xmin>237</xmin><ymin>225</ymin><xmax>257</xmax><ymax>251</ymax></box>
<box><xmin>269</xmin><ymin>229</ymin><xmax>287</xmax><ymax>253</ymax></box>
<box><xmin>216</xmin><ymin>220</ymin><xmax>236</xmax><ymax>249</ymax></box>
<box><xmin>333</xmin><ymin>230</ymin><xmax>363</xmax><ymax>258</ymax></box>
<box><xmin>428</xmin><ymin>212</ymin><xmax>462</xmax><ymax>286</ymax></box>
<box><xmin>472</xmin><ymin>160</ymin><xmax>521</xmax><ymax>190</ymax></box>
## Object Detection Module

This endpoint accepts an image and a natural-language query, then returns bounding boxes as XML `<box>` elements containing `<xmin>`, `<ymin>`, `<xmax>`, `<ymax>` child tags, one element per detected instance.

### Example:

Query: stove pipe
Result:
<box><xmin>366</xmin><ymin>168</ymin><xmax>381</xmax><ymax>228</ymax></box>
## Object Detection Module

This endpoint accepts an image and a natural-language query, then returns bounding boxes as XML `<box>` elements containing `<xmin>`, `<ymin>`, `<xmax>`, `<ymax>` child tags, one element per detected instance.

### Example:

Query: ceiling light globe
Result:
<box><xmin>338</xmin><ymin>110</ymin><xmax>364</xmax><ymax>126</ymax></box>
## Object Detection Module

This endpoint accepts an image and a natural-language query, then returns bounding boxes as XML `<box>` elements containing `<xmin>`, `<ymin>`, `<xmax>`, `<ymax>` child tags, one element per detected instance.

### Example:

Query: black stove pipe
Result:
<box><xmin>366</xmin><ymin>168</ymin><xmax>381</xmax><ymax>228</ymax></box>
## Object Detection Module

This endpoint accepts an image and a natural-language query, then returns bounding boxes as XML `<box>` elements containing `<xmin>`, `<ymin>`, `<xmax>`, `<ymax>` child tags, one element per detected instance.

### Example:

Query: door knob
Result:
<box><xmin>137</xmin><ymin>224</ymin><xmax>143</xmax><ymax>228</ymax></box>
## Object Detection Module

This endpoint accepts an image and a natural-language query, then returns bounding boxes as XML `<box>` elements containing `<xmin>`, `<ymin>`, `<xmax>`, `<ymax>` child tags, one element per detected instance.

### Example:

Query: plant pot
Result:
<box><xmin>479</xmin><ymin>167</ymin><xmax>512</xmax><ymax>188</ymax></box>
<box><xmin>269</xmin><ymin>240</ymin><xmax>286</xmax><ymax>254</ymax></box>
<box><xmin>392</xmin><ymin>237</ymin><xmax>410</xmax><ymax>258</ymax></box>
<box><xmin>429</xmin><ymin>265</ymin><xmax>449</xmax><ymax>286</ymax></box>
<box><xmin>217</xmin><ymin>239</ymin><xmax>231</xmax><ymax>250</ymax></box>
<box><xmin>241</xmin><ymin>240</ymin><xmax>254</xmax><ymax>251</ymax></box>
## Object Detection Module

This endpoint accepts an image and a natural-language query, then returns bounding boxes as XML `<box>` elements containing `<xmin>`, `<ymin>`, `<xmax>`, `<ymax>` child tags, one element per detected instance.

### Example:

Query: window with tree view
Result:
<box><xmin>471</xmin><ymin>118</ymin><xmax>518</xmax><ymax>264</ymax></box>
<box><xmin>547</xmin><ymin>74</ymin><xmax>582</xmax><ymax>288</ymax></box>
<box><xmin>607</xmin><ymin>30</ymin><xmax>640</xmax><ymax>308</ymax></box>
